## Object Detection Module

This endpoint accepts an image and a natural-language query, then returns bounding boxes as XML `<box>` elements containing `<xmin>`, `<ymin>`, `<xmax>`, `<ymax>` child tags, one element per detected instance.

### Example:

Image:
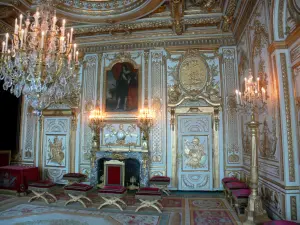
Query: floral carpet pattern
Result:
<box><xmin>0</xmin><ymin>204</ymin><xmax>161</xmax><ymax>225</ymax></box>
<box><xmin>0</xmin><ymin>193</ymin><xmax>240</xmax><ymax>225</ymax></box>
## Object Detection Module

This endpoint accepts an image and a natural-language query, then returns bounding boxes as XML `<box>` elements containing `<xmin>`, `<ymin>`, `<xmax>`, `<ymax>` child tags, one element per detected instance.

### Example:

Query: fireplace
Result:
<box><xmin>90</xmin><ymin>151</ymin><xmax>150</xmax><ymax>187</ymax></box>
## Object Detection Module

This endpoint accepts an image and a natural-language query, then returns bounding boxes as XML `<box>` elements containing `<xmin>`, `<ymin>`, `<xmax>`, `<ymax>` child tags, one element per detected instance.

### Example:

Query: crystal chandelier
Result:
<box><xmin>0</xmin><ymin>0</ymin><xmax>81</xmax><ymax>114</ymax></box>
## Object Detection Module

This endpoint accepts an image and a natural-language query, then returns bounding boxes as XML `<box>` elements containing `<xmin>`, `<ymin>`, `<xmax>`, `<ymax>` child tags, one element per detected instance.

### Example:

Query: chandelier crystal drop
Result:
<box><xmin>0</xmin><ymin>0</ymin><xmax>81</xmax><ymax>113</ymax></box>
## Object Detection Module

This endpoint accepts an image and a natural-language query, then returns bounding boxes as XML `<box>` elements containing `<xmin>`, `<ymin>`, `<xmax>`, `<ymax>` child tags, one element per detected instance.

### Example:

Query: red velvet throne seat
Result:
<box><xmin>97</xmin><ymin>160</ymin><xmax>127</xmax><ymax>211</ymax></box>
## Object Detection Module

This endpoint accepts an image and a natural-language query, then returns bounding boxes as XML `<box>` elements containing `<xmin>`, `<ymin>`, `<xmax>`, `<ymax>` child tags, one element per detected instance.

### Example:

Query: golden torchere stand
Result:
<box><xmin>243</xmin><ymin>113</ymin><xmax>269</xmax><ymax>225</ymax></box>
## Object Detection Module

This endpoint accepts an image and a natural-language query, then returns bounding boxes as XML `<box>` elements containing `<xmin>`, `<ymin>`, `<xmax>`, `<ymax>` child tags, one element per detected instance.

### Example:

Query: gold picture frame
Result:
<box><xmin>103</xmin><ymin>59</ymin><xmax>142</xmax><ymax>116</ymax></box>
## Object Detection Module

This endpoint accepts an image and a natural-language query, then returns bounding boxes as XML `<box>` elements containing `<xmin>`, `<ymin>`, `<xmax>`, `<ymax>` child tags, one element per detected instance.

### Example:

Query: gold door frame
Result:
<box><xmin>169</xmin><ymin>106</ymin><xmax>220</xmax><ymax>189</ymax></box>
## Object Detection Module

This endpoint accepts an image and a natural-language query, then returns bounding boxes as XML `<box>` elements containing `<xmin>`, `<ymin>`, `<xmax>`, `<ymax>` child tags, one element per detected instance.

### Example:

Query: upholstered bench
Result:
<box><xmin>149</xmin><ymin>176</ymin><xmax>171</xmax><ymax>196</ymax></box>
<box><xmin>64</xmin><ymin>183</ymin><xmax>93</xmax><ymax>208</ymax></box>
<box><xmin>135</xmin><ymin>187</ymin><xmax>163</xmax><ymax>213</ymax></box>
<box><xmin>98</xmin><ymin>185</ymin><xmax>127</xmax><ymax>211</ymax></box>
<box><xmin>28</xmin><ymin>180</ymin><xmax>57</xmax><ymax>204</ymax></box>
<box><xmin>62</xmin><ymin>173</ymin><xmax>87</xmax><ymax>184</ymax></box>
<box><xmin>232</xmin><ymin>188</ymin><xmax>251</xmax><ymax>215</ymax></box>
<box><xmin>222</xmin><ymin>177</ymin><xmax>239</xmax><ymax>186</ymax></box>
<box><xmin>224</xmin><ymin>181</ymin><xmax>248</xmax><ymax>200</ymax></box>
<box><xmin>263</xmin><ymin>221</ymin><xmax>299</xmax><ymax>225</ymax></box>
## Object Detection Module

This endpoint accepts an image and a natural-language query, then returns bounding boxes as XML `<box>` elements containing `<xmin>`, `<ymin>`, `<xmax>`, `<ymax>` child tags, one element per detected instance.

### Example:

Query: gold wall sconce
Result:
<box><xmin>137</xmin><ymin>108</ymin><xmax>154</xmax><ymax>149</ymax></box>
<box><xmin>88</xmin><ymin>106</ymin><xmax>106</xmax><ymax>167</ymax></box>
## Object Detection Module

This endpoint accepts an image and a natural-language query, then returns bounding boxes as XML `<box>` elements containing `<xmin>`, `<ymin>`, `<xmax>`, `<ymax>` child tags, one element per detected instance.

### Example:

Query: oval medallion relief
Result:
<box><xmin>179</xmin><ymin>56</ymin><xmax>208</xmax><ymax>95</ymax></box>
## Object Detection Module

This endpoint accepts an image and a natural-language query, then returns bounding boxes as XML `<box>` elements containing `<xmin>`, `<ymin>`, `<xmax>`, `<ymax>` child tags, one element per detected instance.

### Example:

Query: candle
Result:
<box><xmin>261</xmin><ymin>87</ymin><xmax>266</xmax><ymax>101</ymax></box>
<box><xmin>61</xmin><ymin>19</ymin><xmax>65</xmax><ymax>36</ymax></box>
<box><xmin>52</xmin><ymin>16</ymin><xmax>57</xmax><ymax>31</ymax></box>
<box><xmin>60</xmin><ymin>36</ymin><xmax>64</xmax><ymax>52</ymax></box>
<box><xmin>19</xmin><ymin>14</ymin><xmax>23</xmax><ymax>29</ymax></box>
<box><xmin>76</xmin><ymin>50</ymin><xmax>78</xmax><ymax>63</ymax></box>
<box><xmin>73</xmin><ymin>43</ymin><xmax>76</xmax><ymax>60</ymax></box>
<box><xmin>2</xmin><ymin>42</ymin><xmax>5</xmax><ymax>53</ymax></box>
<box><xmin>67</xmin><ymin>33</ymin><xmax>70</xmax><ymax>45</ymax></box>
<box><xmin>5</xmin><ymin>33</ymin><xmax>9</xmax><ymax>52</ymax></box>
<box><xmin>35</xmin><ymin>11</ymin><xmax>40</xmax><ymax>27</ymax></box>
<box><xmin>41</xmin><ymin>31</ymin><xmax>44</xmax><ymax>49</ymax></box>
<box><xmin>244</xmin><ymin>77</ymin><xmax>247</xmax><ymax>90</ymax></box>
<box><xmin>239</xmin><ymin>92</ymin><xmax>242</xmax><ymax>104</ymax></box>
<box><xmin>257</xmin><ymin>77</ymin><xmax>260</xmax><ymax>91</ymax></box>
<box><xmin>20</xmin><ymin>29</ymin><xmax>24</xmax><ymax>48</ymax></box>
<box><xmin>70</xmin><ymin>28</ymin><xmax>73</xmax><ymax>44</ymax></box>
<box><xmin>235</xmin><ymin>90</ymin><xmax>239</xmax><ymax>104</ymax></box>
<box><xmin>14</xmin><ymin>18</ymin><xmax>18</xmax><ymax>34</ymax></box>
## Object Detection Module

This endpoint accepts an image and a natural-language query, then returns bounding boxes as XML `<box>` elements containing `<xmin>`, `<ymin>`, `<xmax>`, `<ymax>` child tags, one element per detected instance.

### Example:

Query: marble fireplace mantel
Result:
<box><xmin>90</xmin><ymin>151</ymin><xmax>150</xmax><ymax>187</ymax></box>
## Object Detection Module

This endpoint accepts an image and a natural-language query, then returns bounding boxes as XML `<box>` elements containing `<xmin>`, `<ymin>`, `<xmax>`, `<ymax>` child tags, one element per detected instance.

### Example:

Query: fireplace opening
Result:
<box><xmin>97</xmin><ymin>158</ymin><xmax>140</xmax><ymax>188</ymax></box>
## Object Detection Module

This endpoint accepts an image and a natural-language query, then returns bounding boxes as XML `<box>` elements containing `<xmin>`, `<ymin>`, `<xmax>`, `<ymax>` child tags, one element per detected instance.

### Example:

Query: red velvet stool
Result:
<box><xmin>232</xmin><ymin>188</ymin><xmax>251</xmax><ymax>215</ymax></box>
<box><xmin>263</xmin><ymin>221</ymin><xmax>299</xmax><ymax>225</ymax></box>
<box><xmin>135</xmin><ymin>187</ymin><xmax>163</xmax><ymax>213</ymax></box>
<box><xmin>62</xmin><ymin>173</ymin><xmax>87</xmax><ymax>184</ymax></box>
<box><xmin>28</xmin><ymin>180</ymin><xmax>57</xmax><ymax>204</ymax></box>
<box><xmin>98</xmin><ymin>185</ymin><xmax>127</xmax><ymax>211</ymax></box>
<box><xmin>149</xmin><ymin>176</ymin><xmax>171</xmax><ymax>196</ymax></box>
<box><xmin>224</xmin><ymin>181</ymin><xmax>248</xmax><ymax>200</ymax></box>
<box><xmin>64</xmin><ymin>183</ymin><xmax>93</xmax><ymax>208</ymax></box>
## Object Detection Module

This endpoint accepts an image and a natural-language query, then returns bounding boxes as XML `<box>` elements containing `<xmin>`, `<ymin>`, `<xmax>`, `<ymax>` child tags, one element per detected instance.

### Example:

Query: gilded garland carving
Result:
<box><xmin>290</xmin><ymin>196</ymin><xmax>297</xmax><ymax>221</ymax></box>
<box><xmin>222</xmin><ymin>0</ymin><xmax>237</xmax><ymax>32</ymax></box>
<box><xmin>251</xmin><ymin>20</ymin><xmax>269</xmax><ymax>59</ymax></box>
<box><xmin>280</xmin><ymin>53</ymin><xmax>295</xmax><ymax>182</ymax></box>
<box><xmin>259</xmin><ymin>119</ymin><xmax>277</xmax><ymax>160</ymax></box>
<box><xmin>278</xmin><ymin>0</ymin><xmax>284</xmax><ymax>38</ymax></box>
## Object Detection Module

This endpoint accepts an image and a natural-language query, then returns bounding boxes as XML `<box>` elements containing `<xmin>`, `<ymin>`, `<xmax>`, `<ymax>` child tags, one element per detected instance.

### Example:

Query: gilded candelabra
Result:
<box><xmin>88</xmin><ymin>106</ymin><xmax>106</xmax><ymax>167</ymax></box>
<box><xmin>137</xmin><ymin>108</ymin><xmax>154</xmax><ymax>149</ymax></box>
<box><xmin>236</xmin><ymin>70</ymin><xmax>268</xmax><ymax>224</ymax></box>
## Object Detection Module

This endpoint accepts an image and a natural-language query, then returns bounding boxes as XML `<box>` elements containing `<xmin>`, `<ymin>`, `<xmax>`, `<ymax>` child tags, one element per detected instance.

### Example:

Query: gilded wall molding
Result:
<box><xmin>287</xmin><ymin>0</ymin><xmax>300</xmax><ymax>24</ymax></box>
<box><xmin>280</xmin><ymin>53</ymin><xmax>295</xmax><ymax>182</ymax></box>
<box><xmin>290</xmin><ymin>196</ymin><xmax>297</xmax><ymax>221</ymax></box>
<box><xmin>278</xmin><ymin>0</ymin><xmax>285</xmax><ymax>39</ymax></box>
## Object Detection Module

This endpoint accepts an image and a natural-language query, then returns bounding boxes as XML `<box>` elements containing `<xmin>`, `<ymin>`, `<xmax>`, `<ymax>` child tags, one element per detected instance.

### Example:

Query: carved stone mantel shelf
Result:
<box><xmin>90</xmin><ymin>151</ymin><xmax>150</xmax><ymax>187</ymax></box>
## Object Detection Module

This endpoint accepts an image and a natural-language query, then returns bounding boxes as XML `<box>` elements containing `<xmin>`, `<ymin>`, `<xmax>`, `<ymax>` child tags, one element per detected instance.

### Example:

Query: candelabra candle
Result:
<box><xmin>235</xmin><ymin>70</ymin><xmax>267</xmax><ymax>115</ymax></box>
<box><xmin>0</xmin><ymin>0</ymin><xmax>81</xmax><ymax>113</ymax></box>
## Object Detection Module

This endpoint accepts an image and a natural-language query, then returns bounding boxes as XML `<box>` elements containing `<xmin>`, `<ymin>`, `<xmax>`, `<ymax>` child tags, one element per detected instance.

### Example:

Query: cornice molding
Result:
<box><xmin>77</xmin><ymin>33</ymin><xmax>235</xmax><ymax>53</ymax></box>
<box><xmin>268</xmin><ymin>25</ymin><xmax>300</xmax><ymax>54</ymax></box>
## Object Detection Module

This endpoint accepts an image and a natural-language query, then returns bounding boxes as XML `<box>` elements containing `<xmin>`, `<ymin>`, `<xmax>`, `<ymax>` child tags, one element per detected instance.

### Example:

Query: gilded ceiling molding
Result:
<box><xmin>171</xmin><ymin>0</ymin><xmax>184</xmax><ymax>35</ymax></box>
<box><xmin>0</xmin><ymin>19</ymin><xmax>13</xmax><ymax>33</ymax></box>
<box><xmin>191</xmin><ymin>0</ymin><xmax>219</xmax><ymax>11</ymax></box>
<box><xmin>233</xmin><ymin>0</ymin><xmax>257</xmax><ymax>41</ymax></box>
<box><xmin>222</xmin><ymin>0</ymin><xmax>237</xmax><ymax>32</ymax></box>
<box><xmin>280</xmin><ymin>53</ymin><xmax>295</xmax><ymax>182</ymax></box>
<box><xmin>73</xmin><ymin>17</ymin><xmax>221</xmax><ymax>36</ymax></box>
<box><xmin>79</xmin><ymin>36</ymin><xmax>235</xmax><ymax>53</ymax></box>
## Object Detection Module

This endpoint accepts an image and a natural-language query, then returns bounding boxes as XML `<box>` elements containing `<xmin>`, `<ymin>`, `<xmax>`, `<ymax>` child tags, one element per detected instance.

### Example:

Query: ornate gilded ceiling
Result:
<box><xmin>0</xmin><ymin>0</ymin><xmax>242</xmax><ymax>46</ymax></box>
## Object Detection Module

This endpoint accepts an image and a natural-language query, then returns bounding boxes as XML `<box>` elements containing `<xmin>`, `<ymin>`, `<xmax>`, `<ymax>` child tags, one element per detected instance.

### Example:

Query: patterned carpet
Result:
<box><xmin>0</xmin><ymin>192</ymin><xmax>240</xmax><ymax>225</ymax></box>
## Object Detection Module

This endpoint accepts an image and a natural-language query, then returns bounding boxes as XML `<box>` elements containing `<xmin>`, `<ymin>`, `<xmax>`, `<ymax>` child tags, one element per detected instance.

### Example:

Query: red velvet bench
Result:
<box><xmin>62</xmin><ymin>173</ymin><xmax>87</xmax><ymax>184</ymax></box>
<box><xmin>98</xmin><ymin>186</ymin><xmax>127</xmax><ymax>211</ymax></box>
<box><xmin>224</xmin><ymin>181</ymin><xmax>248</xmax><ymax>200</ymax></box>
<box><xmin>28</xmin><ymin>180</ymin><xmax>57</xmax><ymax>204</ymax></box>
<box><xmin>231</xmin><ymin>188</ymin><xmax>251</xmax><ymax>215</ymax></box>
<box><xmin>64</xmin><ymin>183</ymin><xmax>93</xmax><ymax>208</ymax></box>
<box><xmin>149</xmin><ymin>176</ymin><xmax>171</xmax><ymax>196</ymax></box>
<box><xmin>222</xmin><ymin>177</ymin><xmax>239</xmax><ymax>197</ymax></box>
<box><xmin>135</xmin><ymin>187</ymin><xmax>163</xmax><ymax>213</ymax></box>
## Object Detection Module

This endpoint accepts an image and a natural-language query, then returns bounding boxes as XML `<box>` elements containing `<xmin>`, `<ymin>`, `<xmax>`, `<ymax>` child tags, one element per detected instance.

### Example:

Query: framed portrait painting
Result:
<box><xmin>105</xmin><ymin>62</ymin><xmax>139</xmax><ymax>113</ymax></box>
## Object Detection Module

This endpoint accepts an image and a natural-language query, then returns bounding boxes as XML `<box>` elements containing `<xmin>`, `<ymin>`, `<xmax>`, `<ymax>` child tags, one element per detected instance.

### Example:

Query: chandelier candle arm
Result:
<box><xmin>0</xmin><ymin>0</ymin><xmax>81</xmax><ymax>113</ymax></box>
